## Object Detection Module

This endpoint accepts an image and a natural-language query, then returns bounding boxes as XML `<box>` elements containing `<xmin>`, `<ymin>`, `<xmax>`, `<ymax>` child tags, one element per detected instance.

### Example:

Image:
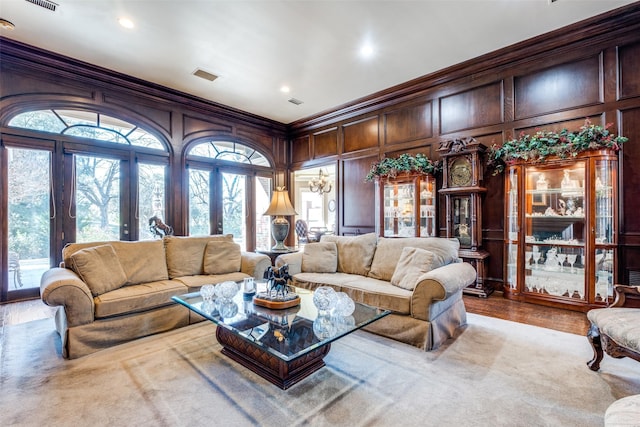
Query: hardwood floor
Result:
<box><xmin>463</xmin><ymin>292</ymin><xmax>590</xmax><ymax>335</ymax></box>
<box><xmin>1</xmin><ymin>293</ymin><xmax>590</xmax><ymax>336</ymax></box>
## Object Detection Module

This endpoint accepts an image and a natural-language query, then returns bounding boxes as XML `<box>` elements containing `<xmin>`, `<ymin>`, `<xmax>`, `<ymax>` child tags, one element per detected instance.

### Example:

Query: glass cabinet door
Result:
<box><xmin>594</xmin><ymin>159</ymin><xmax>616</xmax><ymax>301</ymax></box>
<box><xmin>505</xmin><ymin>168</ymin><xmax>518</xmax><ymax>290</ymax></box>
<box><xmin>524</xmin><ymin>162</ymin><xmax>586</xmax><ymax>301</ymax></box>
<box><xmin>377</xmin><ymin>174</ymin><xmax>436</xmax><ymax>238</ymax></box>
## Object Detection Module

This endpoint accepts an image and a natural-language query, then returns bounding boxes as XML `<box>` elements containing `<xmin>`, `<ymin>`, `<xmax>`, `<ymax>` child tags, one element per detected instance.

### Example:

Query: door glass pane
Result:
<box><xmin>138</xmin><ymin>163</ymin><xmax>168</xmax><ymax>240</ymax></box>
<box><xmin>7</xmin><ymin>148</ymin><xmax>51</xmax><ymax>291</ymax></box>
<box><xmin>256</xmin><ymin>176</ymin><xmax>272</xmax><ymax>250</ymax></box>
<box><xmin>75</xmin><ymin>155</ymin><xmax>120</xmax><ymax>242</ymax></box>
<box><xmin>189</xmin><ymin>169</ymin><xmax>210</xmax><ymax>236</ymax></box>
<box><xmin>222</xmin><ymin>172</ymin><xmax>246</xmax><ymax>249</ymax></box>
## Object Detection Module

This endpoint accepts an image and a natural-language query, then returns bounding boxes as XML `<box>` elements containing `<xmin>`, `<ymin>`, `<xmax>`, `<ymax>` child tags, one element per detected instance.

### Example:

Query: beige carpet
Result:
<box><xmin>1</xmin><ymin>313</ymin><xmax>639</xmax><ymax>427</ymax></box>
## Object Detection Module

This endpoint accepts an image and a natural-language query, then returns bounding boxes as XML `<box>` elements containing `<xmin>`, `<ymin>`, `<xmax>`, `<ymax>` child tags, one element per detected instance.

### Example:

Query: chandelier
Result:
<box><xmin>309</xmin><ymin>169</ymin><xmax>332</xmax><ymax>194</ymax></box>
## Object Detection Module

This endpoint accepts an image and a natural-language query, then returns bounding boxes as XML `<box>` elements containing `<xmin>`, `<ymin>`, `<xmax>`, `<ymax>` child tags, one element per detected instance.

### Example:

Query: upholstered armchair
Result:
<box><xmin>586</xmin><ymin>284</ymin><xmax>640</xmax><ymax>371</ymax></box>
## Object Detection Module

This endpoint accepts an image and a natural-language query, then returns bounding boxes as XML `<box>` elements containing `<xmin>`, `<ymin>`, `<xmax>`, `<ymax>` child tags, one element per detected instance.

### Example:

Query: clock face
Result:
<box><xmin>450</xmin><ymin>157</ymin><xmax>472</xmax><ymax>187</ymax></box>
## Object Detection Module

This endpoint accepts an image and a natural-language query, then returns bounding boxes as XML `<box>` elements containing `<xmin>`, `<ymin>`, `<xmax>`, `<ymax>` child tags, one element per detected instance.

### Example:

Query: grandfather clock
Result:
<box><xmin>438</xmin><ymin>137</ymin><xmax>492</xmax><ymax>297</ymax></box>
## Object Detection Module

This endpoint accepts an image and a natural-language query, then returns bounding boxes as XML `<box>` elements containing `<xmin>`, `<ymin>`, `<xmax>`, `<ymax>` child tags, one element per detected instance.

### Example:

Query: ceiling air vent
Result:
<box><xmin>25</xmin><ymin>0</ymin><xmax>58</xmax><ymax>11</ymax></box>
<box><xmin>288</xmin><ymin>98</ymin><xmax>303</xmax><ymax>105</ymax></box>
<box><xmin>192</xmin><ymin>68</ymin><xmax>218</xmax><ymax>82</ymax></box>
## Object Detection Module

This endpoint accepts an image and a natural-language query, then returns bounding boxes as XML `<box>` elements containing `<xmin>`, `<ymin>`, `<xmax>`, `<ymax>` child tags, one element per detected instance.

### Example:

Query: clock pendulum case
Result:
<box><xmin>438</xmin><ymin>137</ymin><xmax>492</xmax><ymax>297</ymax></box>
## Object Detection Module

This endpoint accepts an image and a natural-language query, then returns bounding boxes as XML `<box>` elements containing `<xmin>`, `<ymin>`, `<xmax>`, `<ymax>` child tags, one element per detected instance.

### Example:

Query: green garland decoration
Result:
<box><xmin>487</xmin><ymin>119</ymin><xmax>628</xmax><ymax>175</ymax></box>
<box><xmin>365</xmin><ymin>153</ymin><xmax>441</xmax><ymax>182</ymax></box>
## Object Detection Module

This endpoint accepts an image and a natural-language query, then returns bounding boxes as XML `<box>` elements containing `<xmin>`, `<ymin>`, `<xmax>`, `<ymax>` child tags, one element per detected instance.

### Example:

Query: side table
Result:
<box><xmin>256</xmin><ymin>248</ymin><xmax>299</xmax><ymax>266</ymax></box>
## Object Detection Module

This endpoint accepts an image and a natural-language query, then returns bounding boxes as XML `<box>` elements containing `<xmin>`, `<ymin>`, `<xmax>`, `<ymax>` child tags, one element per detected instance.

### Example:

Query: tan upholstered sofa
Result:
<box><xmin>276</xmin><ymin>233</ymin><xmax>476</xmax><ymax>351</ymax></box>
<box><xmin>40</xmin><ymin>235</ymin><xmax>270</xmax><ymax>359</ymax></box>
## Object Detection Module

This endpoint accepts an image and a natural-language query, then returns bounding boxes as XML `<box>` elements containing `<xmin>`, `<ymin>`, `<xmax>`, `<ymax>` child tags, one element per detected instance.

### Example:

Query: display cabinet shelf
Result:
<box><xmin>503</xmin><ymin>149</ymin><xmax>619</xmax><ymax>311</ymax></box>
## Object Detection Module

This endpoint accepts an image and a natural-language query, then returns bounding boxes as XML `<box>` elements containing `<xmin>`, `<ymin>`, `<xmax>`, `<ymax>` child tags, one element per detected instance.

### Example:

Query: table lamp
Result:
<box><xmin>263</xmin><ymin>187</ymin><xmax>298</xmax><ymax>250</ymax></box>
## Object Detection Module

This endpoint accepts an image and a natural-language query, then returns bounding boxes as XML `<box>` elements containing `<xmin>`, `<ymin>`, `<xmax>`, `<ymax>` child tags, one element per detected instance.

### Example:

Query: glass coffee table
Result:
<box><xmin>172</xmin><ymin>283</ymin><xmax>389</xmax><ymax>389</ymax></box>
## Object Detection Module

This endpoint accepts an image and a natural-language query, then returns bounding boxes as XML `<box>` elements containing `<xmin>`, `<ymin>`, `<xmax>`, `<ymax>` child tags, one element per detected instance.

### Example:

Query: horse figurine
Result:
<box><xmin>149</xmin><ymin>216</ymin><xmax>174</xmax><ymax>238</ymax></box>
<box><xmin>265</xmin><ymin>264</ymin><xmax>293</xmax><ymax>299</ymax></box>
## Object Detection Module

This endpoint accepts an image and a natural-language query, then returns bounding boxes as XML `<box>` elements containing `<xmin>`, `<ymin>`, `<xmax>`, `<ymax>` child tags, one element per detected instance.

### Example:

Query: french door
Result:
<box><xmin>188</xmin><ymin>166</ymin><xmax>272</xmax><ymax>251</ymax></box>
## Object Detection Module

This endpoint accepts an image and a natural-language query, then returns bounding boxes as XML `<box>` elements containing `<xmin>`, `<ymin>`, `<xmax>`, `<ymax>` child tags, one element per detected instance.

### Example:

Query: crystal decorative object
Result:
<box><xmin>333</xmin><ymin>292</ymin><xmax>355</xmax><ymax>316</ymax></box>
<box><xmin>313</xmin><ymin>286</ymin><xmax>337</xmax><ymax>312</ymax></box>
<box><xmin>219</xmin><ymin>300</ymin><xmax>238</xmax><ymax>318</ymax></box>
<box><xmin>200</xmin><ymin>284</ymin><xmax>216</xmax><ymax>302</ymax></box>
<box><xmin>312</xmin><ymin>315</ymin><xmax>337</xmax><ymax>340</ymax></box>
<box><xmin>218</xmin><ymin>281</ymin><xmax>239</xmax><ymax>300</ymax></box>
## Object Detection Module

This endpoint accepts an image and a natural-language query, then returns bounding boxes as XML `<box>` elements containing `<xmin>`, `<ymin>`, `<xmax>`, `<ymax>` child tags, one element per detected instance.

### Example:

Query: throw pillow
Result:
<box><xmin>68</xmin><ymin>244</ymin><xmax>128</xmax><ymax>297</ymax></box>
<box><xmin>301</xmin><ymin>242</ymin><xmax>338</xmax><ymax>273</ymax></box>
<box><xmin>203</xmin><ymin>240</ymin><xmax>242</xmax><ymax>274</ymax></box>
<box><xmin>320</xmin><ymin>232</ymin><xmax>377</xmax><ymax>276</ymax></box>
<box><xmin>390</xmin><ymin>247</ymin><xmax>438</xmax><ymax>291</ymax></box>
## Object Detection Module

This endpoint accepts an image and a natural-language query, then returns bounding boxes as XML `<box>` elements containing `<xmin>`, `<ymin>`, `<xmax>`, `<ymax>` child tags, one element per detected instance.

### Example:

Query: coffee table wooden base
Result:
<box><xmin>216</xmin><ymin>326</ymin><xmax>330</xmax><ymax>390</ymax></box>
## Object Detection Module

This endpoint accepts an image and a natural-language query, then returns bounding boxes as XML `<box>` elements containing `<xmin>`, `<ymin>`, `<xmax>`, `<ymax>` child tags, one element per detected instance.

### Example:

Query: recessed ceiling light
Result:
<box><xmin>280</xmin><ymin>86</ymin><xmax>290</xmax><ymax>93</ymax></box>
<box><xmin>118</xmin><ymin>17</ymin><xmax>134</xmax><ymax>29</ymax></box>
<box><xmin>0</xmin><ymin>18</ymin><xmax>15</xmax><ymax>31</ymax></box>
<box><xmin>360</xmin><ymin>43</ymin><xmax>375</xmax><ymax>59</ymax></box>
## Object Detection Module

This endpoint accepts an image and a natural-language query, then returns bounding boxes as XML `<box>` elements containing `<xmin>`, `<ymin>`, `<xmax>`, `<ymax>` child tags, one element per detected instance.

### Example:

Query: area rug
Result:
<box><xmin>2</xmin><ymin>313</ymin><xmax>640</xmax><ymax>427</ymax></box>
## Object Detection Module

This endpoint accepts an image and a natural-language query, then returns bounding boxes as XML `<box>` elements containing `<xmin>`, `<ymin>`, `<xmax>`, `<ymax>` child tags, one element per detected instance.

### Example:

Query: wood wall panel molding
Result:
<box><xmin>619</xmin><ymin>42</ymin><xmax>640</xmax><ymax>100</ymax></box>
<box><xmin>514</xmin><ymin>55</ymin><xmax>602</xmax><ymax>120</ymax></box>
<box><xmin>312</xmin><ymin>127</ymin><xmax>338</xmax><ymax>158</ymax></box>
<box><xmin>182</xmin><ymin>115</ymin><xmax>234</xmax><ymax>137</ymax></box>
<box><xmin>342</xmin><ymin>116</ymin><xmax>379</xmax><ymax>153</ymax></box>
<box><xmin>103</xmin><ymin>94</ymin><xmax>173</xmax><ymax>136</ymax></box>
<box><xmin>439</xmin><ymin>82</ymin><xmax>503</xmax><ymax>134</ymax></box>
<box><xmin>384</xmin><ymin>101</ymin><xmax>433</xmax><ymax>146</ymax></box>
<box><xmin>341</xmin><ymin>156</ymin><xmax>376</xmax><ymax>229</ymax></box>
<box><xmin>620</xmin><ymin>108</ymin><xmax>640</xmax><ymax>234</ymax></box>
<box><xmin>291</xmin><ymin>135</ymin><xmax>310</xmax><ymax>164</ymax></box>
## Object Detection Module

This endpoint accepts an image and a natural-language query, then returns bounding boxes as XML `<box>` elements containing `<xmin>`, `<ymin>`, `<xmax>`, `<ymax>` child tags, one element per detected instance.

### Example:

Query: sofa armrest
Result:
<box><xmin>240</xmin><ymin>252</ymin><xmax>271</xmax><ymax>279</ymax></box>
<box><xmin>40</xmin><ymin>267</ymin><xmax>95</xmax><ymax>327</ymax></box>
<box><xmin>275</xmin><ymin>252</ymin><xmax>303</xmax><ymax>274</ymax></box>
<box><xmin>410</xmin><ymin>262</ymin><xmax>476</xmax><ymax>321</ymax></box>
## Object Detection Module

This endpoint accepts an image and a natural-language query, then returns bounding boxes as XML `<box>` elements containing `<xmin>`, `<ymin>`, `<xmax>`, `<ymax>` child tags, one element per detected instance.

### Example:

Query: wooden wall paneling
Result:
<box><xmin>439</xmin><ymin>82</ymin><xmax>504</xmax><ymax>135</ymax></box>
<box><xmin>342</xmin><ymin>116</ymin><xmax>379</xmax><ymax>153</ymax></box>
<box><xmin>341</xmin><ymin>155</ymin><xmax>376</xmax><ymax>231</ymax></box>
<box><xmin>384</xmin><ymin>101</ymin><xmax>433</xmax><ymax>146</ymax></box>
<box><xmin>620</xmin><ymin>108</ymin><xmax>640</xmax><ymax>235</ymax></box>
<box><xmin>516</xmin><ymin>115</ymin><xmax>604</xmax><ymax>136</ymax></box>
<box><xmin>312</xmin><ymin>127</ymin><xmax>338</xmax><ymax>159</ymax></box>
<box><xmin>514</xmin><ymin>55</ymin><xmax>602</xmax><ymax>120</ymax></box>
<box><xmin>182</xmin><ymin>115</ymin><xmax>234</xmax><ymax>138</ymax></box>
<box><xmin>619</xmin><ymin>41</ymin><xmax>640</xmax><ymax>100</ymax></box>
<box><xmin>291</xmin><ymin>135</ymin><xmax>311</xmax><ymax>164</ymax></box>
<box><xmin>103</xmin><ymin>94</ymin><xmax>174</xmax><ymax>136</ymax></box>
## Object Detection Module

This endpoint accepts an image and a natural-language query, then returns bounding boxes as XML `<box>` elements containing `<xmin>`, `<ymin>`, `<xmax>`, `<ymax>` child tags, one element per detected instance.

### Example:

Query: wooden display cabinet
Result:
<box><xmin>503</xmin><ymin>149</ymin><xmax>618</xmax><ymax>311</ymax></box>
<box><xmin>375</xmin><ymin>172</ymin><xmax>436</xmax><ymax>238</ymax></box>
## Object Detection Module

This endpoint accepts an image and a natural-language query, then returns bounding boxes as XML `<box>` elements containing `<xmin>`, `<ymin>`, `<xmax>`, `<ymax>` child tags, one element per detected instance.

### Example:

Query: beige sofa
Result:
<box><xmin>40</xmin><ymin>235</ymin><xmax>271</xmax><ymax>359</ymax></box>
<box><xmin>276</xmin><ymin>233</ymin><xmax>476</xmax><ymax>351</ymax></box>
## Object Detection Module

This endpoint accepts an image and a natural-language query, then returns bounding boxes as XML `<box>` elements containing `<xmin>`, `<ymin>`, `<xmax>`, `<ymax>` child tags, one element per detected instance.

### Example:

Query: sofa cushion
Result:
<box><xmin>292</xmin><ymin>273</ymin><xmax>412</xmax><ymax>314</ymax></box>
<box><xmin>203</xmin><ymin>241</ymin><xmax>242</xmax><ymax>274</ymax></box>
<box><xmin>93</xmin><ymin>279</ymin><xmax>188</xmax><ymax>318</ymax></box>
<box><xmin>369</xmin><ymin>237</ymin><xmax>460</xmax><ymax>281</ymax></box>
<box><xmin>63</xmin><ymin>240</ymin><xmax>169</xmax><ymax>285</ymax></box>
<box><xmin>391</xmin><ymin>247</ymin><xmax>438</xmax><ymax>291</ymax></box>
<box><xmin>164</xmin><ymin>234</ymin><xmax>233</xmax><ymax>278</ymax></box>
<box><xmin>302</xmin><ymin>242</ymin><xmax>338</xmax><ymax>273</ymax></box>
<box><xmin>173</xmin><ymin>273</ymin><xmax>251</xmax><ymax>291</ymax></box>
<box><xmin>320</xmin><ymin>232</ymin><xmax>377</xmax><ymax>276</ymax></box>
<box><xmin>68</xmin><ymin>244</ymin><xmax>127</xmax><ymax>297</ymax></box>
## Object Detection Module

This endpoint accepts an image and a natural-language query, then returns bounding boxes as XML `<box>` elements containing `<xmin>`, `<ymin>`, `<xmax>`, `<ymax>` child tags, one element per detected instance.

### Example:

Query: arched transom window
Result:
<box><xmin>188</xmin><ymin>140</ymin><xmax>269</xmax><ymax>166</ymax></box>
<box><xmin>8</xmin><ymin>109</ymin><xmax>165</xmax><ymax>150</ymax></box>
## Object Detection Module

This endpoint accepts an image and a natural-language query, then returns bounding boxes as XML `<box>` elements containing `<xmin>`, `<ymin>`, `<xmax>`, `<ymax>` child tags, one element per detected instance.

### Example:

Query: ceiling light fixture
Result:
<box><xmin>118</xmin><ymin>17</ymin><xmax>135</xmax><ymax>29</ymax></box>
<box><xmin>0</xmin><ymin>18</ymin><xmax>15</xmax><ymax>30</ymax></box>
<box><xmin>309</xmin><ymin>169</ymin><xmax>332</xmax><ymax>194</ymax></box>
<box><xmin>280</xmin><ymin>86</ymin><xmax>290</xmax><ymax>93</ymax></box>
<box><xmin>360</xmin><ymin>43</ymin><xmax>375</xmax><ymax>59</ymax></box>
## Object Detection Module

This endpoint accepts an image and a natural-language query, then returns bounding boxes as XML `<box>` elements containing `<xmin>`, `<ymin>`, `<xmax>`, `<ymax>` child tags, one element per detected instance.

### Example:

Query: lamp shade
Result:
<box><xmin>263</xmin><ymin>187</ymin><xmax>297</xmax><ymax>216</ymax></box>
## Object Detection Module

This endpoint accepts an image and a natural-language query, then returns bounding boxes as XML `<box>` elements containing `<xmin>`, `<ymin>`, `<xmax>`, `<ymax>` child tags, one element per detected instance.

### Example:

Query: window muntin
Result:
<box><xmin>8</xmin><ymin>110</ymin><xmax>165</xmax><ymax>150</ymax></box>
<box><xmin>188</xmin><ymin>140</ymin><xmax>269</xmax><ymax>166</ymax></box>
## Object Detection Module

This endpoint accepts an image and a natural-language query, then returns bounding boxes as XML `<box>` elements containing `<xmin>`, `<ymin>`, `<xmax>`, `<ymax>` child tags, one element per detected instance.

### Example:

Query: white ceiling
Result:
<box><xmin>0</xmin><ymin>0</ymin><xmax>636</xmax><ymax>124</ymax></box>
